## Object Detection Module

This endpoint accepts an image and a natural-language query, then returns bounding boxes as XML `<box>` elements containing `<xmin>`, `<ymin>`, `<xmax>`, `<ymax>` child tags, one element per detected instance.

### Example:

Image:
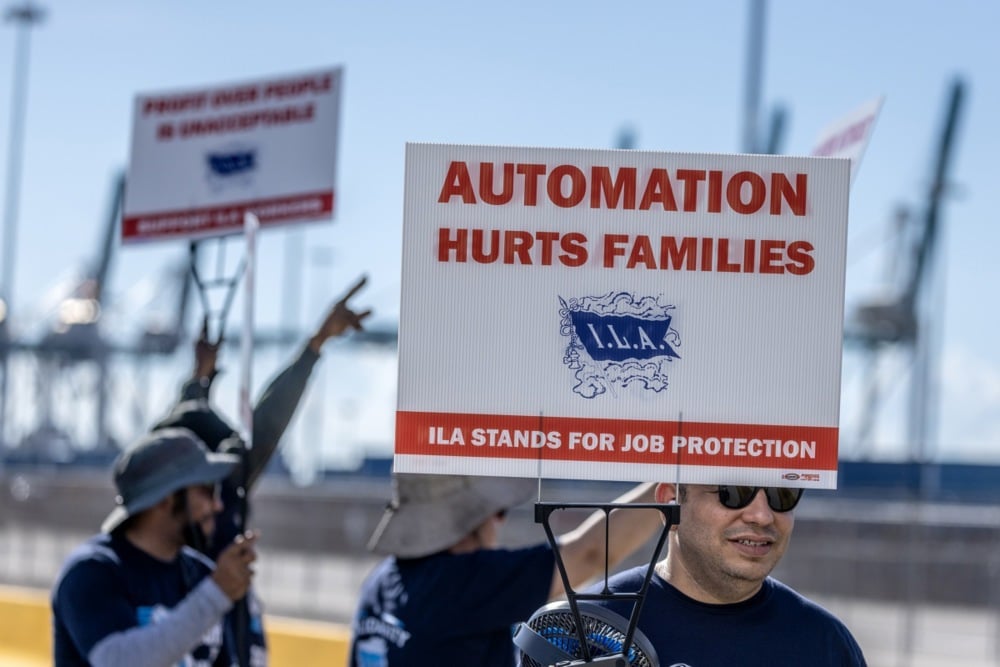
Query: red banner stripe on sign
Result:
<box><xmin>395</xmin><ymin>411</ymin><xmax>839</xmax><ymax>471</ymax></box>
<box><xmin>122</xmin><ymin>190</ymin><xmax>334</xmax><ymax>241</ymax></box>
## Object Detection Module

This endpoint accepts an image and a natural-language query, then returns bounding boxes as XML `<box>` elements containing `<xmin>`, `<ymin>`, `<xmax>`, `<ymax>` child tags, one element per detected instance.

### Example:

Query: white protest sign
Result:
<box><xmin>122</xmin><ymin>67</ymin><xmax>342</xmax><ymax>243</ymax></box>
<box><xmin>396</xmin><ymin>144</ymin><xmax>851</xmax><ymax>488</ymax></box>
<box><xmin>811</xmin><ymin>96</ymin><xmax>884</xmax><ymax>185</ymax></box>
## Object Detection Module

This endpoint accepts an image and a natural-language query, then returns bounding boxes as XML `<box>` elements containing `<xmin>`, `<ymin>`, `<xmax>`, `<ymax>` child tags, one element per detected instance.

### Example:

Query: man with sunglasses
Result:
<box><xmin>351</xmin><ymin>474</ymin><xmax>663</xmax><ymax>666</ymax></box>
<box><xmin>51</xmin><ymin>428</ymin><xmax>263</xmax><ymax>666</ymax></box>
<box><xmin>587</xmin><ymin>483</ymin><xmax>867</xmax><ymax>665</ymax></box>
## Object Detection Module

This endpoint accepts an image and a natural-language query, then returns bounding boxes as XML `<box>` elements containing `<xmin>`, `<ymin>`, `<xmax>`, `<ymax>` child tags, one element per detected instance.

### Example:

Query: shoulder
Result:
<box><xmin>53</xmin><ymin>535</ymin><xmax>124</xmax><ymax>599</ymax></box>
<box><xmin>58</xmin><ymin>534</ymin><xmax>122</xmax><ymax>574</ymax></box>
<box><xmin>360</xmin><ymin>557</ymin><xmax>397</xmax><ymax>587</ymax></box>
<box><xmin>766</xmin><ymin>578</ymin><xmax>837</xmax><ymax>617</ymax></box>
<box><xmin>367</xmin><ymin>544</ymin><xmax>553</xmax><ymax>596</ymax></box>
<box><xmin>479</xmin><ymin>542</ymin><xmax>554</xmax><ymax>565</ymax></box>
<box><xmin>765</xmin><ymin>579</ymin><xmax>864</xmax><ymax>648</ymax></box>
<box><xmin>180</xmin><ymin>545</ymin><xmax>216</xmax><ymax>574</ymax></box>
<box><xmin>394</xmin><ymin>543</ymin><xmax>553</xmax><ymax>576</ymax></box>
<box><xmin>457</xmin><ymin>543</ymin><xmax>554</xmax><ymax>581</ymax></box>
<box><xmin>600</xmin><ymin>564</ymin><xmax>649</xmax><ymax>591</ymax></box>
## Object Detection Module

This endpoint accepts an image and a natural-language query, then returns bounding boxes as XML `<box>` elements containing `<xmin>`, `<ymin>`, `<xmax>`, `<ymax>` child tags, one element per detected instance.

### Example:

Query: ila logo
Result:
<box><xmin>205</xmin><ymin>143</ymin><xmax>257</xmax><ymax>192</ymax></box>
<box><xmin>560</xmin><ymin>291</ymin><xmax>681</xmax><ymax>399</ymax></box>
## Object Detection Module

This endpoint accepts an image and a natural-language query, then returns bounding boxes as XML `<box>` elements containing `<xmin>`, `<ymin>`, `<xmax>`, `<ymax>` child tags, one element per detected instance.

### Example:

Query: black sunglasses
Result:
<box><xmin>716</xmin><ymin>486</ymin><xmax>803</xmax><ymax>513</ymax></box>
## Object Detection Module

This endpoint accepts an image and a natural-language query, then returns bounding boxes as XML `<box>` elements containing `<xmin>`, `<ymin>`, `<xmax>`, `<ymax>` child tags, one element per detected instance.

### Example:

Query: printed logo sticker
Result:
<box><xmin>782</xmin><ymin>472</ymin><xmax>821</xmax><ymax>482</ymax></box>
<box><xmin>560</xmin><ymin>291</ymin><xmax>681</xmax><ymax>398</ymax></box>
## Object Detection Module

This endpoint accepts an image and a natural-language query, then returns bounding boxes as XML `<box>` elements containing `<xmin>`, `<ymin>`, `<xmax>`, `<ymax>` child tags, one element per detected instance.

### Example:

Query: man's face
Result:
<box><xmin>184</xmin><ymin>483</ymin><xmax>223</xmax><ymax>542</ymax></box>
<box><xmin>669</xmin><ymin>484</ymin><xmax>794</xmax><ymax>603</ymax></box>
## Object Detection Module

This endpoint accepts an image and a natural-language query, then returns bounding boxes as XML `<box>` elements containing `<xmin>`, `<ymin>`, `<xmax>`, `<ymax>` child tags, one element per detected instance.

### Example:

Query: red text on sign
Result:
<box><xmin>437</xmin><ymin>162</ymin><xmax>807</xmax><ymax>216</ymax></box>
<box><xmin>438</xmin><ymin>228</ymin><xmax>588</xmax><ymax>266</ymax></box>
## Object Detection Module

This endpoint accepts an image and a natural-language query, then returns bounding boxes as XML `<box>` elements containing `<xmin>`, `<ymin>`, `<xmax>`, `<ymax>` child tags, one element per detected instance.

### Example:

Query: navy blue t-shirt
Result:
<box><xmin>51</xmin><ymin>533</ymin><xmax>264</xmax><ymax>667</ymax></box>
<box><xmin>588</xmin><ymin>567</ymin><xmax>867</xmax><ymax>667</ymax></box>
<box><xmin>350</xmin><ymin>544</ymin><xmax>555</xmax><ymax>667</ymax></box>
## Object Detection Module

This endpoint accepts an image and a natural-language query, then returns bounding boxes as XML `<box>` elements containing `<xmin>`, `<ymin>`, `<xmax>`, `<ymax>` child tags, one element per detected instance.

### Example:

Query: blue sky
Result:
<box><xmin>0</xmin><ymin>0</ymin><xmax>997</xmax><ymax>473</ymax></box>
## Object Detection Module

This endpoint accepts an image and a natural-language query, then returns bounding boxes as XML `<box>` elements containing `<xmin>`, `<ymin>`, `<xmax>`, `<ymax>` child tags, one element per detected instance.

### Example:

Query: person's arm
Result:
<box><xmin>87</xmin><ymin>577</ymin><xmax>232</xmax><ymax>667</ymax></box>
<box><xmin>245</xmin><ymin>275</ymin><xmax>372</xmax><ymax>486</ymax></box>
<box><xmin>549</xmin><ymin>482</ymin><xmax>660</xmax><ymax>599</ymax></box>
<box><xmin>179</xmin><ymin>318</ymin><xmax>221</xmax><ymax>402</ymax></box>
<box><xmin>91</xmin><ymin>532</ymin><xmax>256</xmax><ymax>666</ymax></box>
<box><xmin>244</xmin><ymin>345</ymin><xmax>319</xmax><ymax>485</ymax></box>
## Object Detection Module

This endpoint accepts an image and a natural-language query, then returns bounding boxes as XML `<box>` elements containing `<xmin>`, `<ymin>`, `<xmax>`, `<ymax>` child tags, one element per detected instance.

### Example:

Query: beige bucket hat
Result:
<box><xmin>367</xmin><ymin>473</ymin><xmax>537</xmax><ymax>558</ymax></box>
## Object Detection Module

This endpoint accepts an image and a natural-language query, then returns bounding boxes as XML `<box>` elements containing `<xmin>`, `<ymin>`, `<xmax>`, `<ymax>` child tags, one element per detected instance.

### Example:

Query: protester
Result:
<box><xmin>153</xmin><ymin>274</ymin><xmax>372</xmax><ymax>556</ymax></box>
<box><xmin>349</xmin><ymin>474</ymin><xmax>660</xmax><ymax>666</ymax></box>
<box><xmin>151</xmin><ymin>276</ymin><xmax>370</xmax><ymax>665</ymax></box>
<box><xmin>51</xmin><ymin>428</ymin><xmax>261</xmax><ymax>667</ymax></box>
<box><xmin>586</xmin><ymin>483</ymin><xmax>867</xmax><ymax>665</ymax></box>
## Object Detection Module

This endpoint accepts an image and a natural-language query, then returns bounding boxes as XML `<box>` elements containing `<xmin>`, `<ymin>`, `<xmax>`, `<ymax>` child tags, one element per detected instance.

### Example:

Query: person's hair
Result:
<box><xmin>111</xmin><ymin>514</ymin><xmax>137</xmax><ymax>536</ymax></box>
<box><xmin>170</xmin><ymin>488</ymin><xmax>188</xmax><ymax>519</ymax></box>
<box><xmin>677</xmin><ymin>484</ymin><xmax>689</xmax><ymax>502</ymax></box>
<box><xmin>110</xmin><ymin>488</ymin><xmax>187</xmax><ymax>537</ymax></box>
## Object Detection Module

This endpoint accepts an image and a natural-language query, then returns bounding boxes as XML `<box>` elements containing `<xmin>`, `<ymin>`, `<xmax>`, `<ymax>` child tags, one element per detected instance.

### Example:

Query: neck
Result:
<box><xmin>448</xmin><ymin>532</ymin><xmax>483</xmax><ymax>554</ymax></box>
<box><xmin>448</xmin><ymin>521</ymin><xmax>494</xmax><ymax>554</ymax></box>
<box><xmin>655</xmin><ymin>555</ymin><xmax>762</xmax><ymax>604</ymax></box>
<box><xmin>124</xmin><ymin>520</ymin><xmax>183</xmax><ymax>562</ymax></box>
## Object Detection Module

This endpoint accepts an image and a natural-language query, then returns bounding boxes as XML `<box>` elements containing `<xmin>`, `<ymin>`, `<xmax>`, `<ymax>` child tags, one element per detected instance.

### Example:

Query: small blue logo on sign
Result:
<box><xmin>208</xmin><ymin>150</ymin><xmax>255</xmax><ymax>175</ymax></box>
<box><xmin>205</xmin><ymin>144</ymin><xmax>257</xmax><ymax>191</ymax></box>
<box><xmin>560</xmin><ymin>292</ymin><xmax>681</xmax><ymax>398</ymax></box>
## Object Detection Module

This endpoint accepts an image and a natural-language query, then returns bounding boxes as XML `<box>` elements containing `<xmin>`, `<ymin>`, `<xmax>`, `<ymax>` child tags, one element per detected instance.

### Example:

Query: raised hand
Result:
<box><xmin>308</xmin><ymin>275</ymin><xmax>373</xmax><ymax>352</ymax></box>
<box><xmin>194</xmin><ymin>316</ymin><xmax>222</xmax><ymax>379</ymax></box>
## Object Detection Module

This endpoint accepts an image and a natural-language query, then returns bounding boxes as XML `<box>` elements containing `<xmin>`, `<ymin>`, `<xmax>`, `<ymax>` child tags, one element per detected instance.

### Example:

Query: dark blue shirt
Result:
<box><xmin>51</xmin><ymin>533</ymin><xmax>264</xmax><ymax>666</ymax></box>
<box><xmin>351</xmin><ymin>544</ymin><xmax>555</xmax><ymax>667</ymax></box>
<box><xmin>588</xmin><ymin>567</ymin><xmax>867</xmax><ymax>666</ymax></box>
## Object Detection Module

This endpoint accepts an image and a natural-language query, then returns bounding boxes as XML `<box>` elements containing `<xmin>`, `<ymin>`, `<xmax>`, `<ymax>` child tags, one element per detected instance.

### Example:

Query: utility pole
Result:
<box><xmin>742</xmin><ymin>0</ymin><xmax>765</xmax><ymax>153</ymax></box>
<box><xmin>0</xmin><ymin>1</ymin><xmax>45</xmax><ymax>450</ymax></box>
<box><xmin>907</xmin><ymin>79</ymin><xmax>964</xmax><ymax>464</ymax></box>
<box><xmin>742</xmin><ymin>0</ymin><xmax>786</xmax><ymax>155</ymax></box>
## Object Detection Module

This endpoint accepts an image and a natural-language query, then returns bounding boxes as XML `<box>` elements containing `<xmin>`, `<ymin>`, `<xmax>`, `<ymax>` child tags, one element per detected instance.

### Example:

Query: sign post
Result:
<box><xmin>396</xmin><ymin>144</ymin><xmax>850</xmax><ymax>488</ymax></box>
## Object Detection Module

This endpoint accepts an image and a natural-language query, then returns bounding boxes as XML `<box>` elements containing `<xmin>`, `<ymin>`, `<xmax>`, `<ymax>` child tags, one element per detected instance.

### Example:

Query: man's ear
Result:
<box><xmin>655</xmin><ymin>482</ymin><xmax>678</xmax><ymax>504</ymax></box>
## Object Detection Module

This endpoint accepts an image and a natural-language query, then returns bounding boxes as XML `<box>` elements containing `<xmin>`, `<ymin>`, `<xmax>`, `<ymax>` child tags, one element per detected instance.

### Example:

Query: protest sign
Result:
<box><xmin>396</xmin><ymin>143</ymin><xmax>850</xmax><ymax>487</ymax></box>
<box><xmin>811</xmin><ymin>96</ymin><xmax>884</xmax><ymax>185</ymax></box>
<box><xmin>122</xmin><ymin>67</ymin><xmax>342</xmax><ymax>242</ymax></box>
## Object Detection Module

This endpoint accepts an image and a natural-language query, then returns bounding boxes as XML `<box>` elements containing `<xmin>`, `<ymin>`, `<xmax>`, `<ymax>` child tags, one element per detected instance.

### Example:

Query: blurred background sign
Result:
<box><xmin>122</xmin><ymin>66</ymin><xmax>343</xmax><ymax>243</ymax></box>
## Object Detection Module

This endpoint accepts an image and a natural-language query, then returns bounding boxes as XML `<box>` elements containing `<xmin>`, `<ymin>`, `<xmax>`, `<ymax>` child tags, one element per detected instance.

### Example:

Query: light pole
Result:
<box><xmin>1</xmin><ymin>1</ymin><xmax>45</xmax><ymax>449</ymax></box>
<box><xmin>742</xmin><ymin>0</ymin><xmax>764</xmax><ymax>153</ymax></box>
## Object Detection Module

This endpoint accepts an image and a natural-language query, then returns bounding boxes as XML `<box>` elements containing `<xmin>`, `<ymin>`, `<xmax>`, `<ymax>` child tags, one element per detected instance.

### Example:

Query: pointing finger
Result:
<box><xmin>338</xmin><ymin>274</ymin><xmax>368</xmax><ymax>304</ymax></box>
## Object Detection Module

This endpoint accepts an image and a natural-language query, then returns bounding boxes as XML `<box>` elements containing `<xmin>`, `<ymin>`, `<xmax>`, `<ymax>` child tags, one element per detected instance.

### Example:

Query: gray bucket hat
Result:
<box><xmin>101</xmin><ymin>427</ymin><xmax>240</xmax><ymax>534</ymax></box>
<box><xmin>368</xmin><ymin>473</ymin><xmax>536</xmax><ymax>558</ymax></box>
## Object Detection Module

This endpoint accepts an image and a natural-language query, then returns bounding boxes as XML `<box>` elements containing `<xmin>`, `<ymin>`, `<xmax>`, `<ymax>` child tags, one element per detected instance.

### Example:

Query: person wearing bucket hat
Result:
<box><xmin>349</xmin><ymin>474</ymin><xmax>661</xmax><ymax>666</ymax></box>
<box><xmin>51</xmin><ymin>428</ymin><xmax>263</xmax><ymax>667</ymax></box>
<box><xmin>154</xmin><ymin>274</ymin><xmax>372</xmax><ymax>559</ymax></box>
<box><xmin>154</xmin><ymin>278</ymin><xmax>369</xmax><ymax>667</ymax></box>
